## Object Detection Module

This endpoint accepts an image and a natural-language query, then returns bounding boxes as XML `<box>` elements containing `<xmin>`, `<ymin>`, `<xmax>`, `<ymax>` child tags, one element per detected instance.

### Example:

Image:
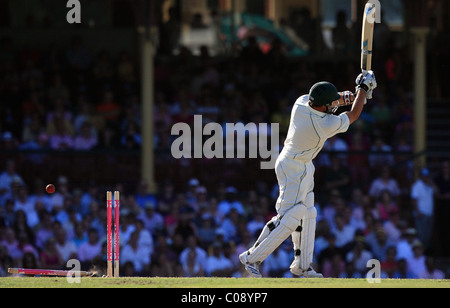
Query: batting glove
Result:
<box><xmin>356</xmin><ymin>70</ymin><xmax>377</xmax><ymax>100</ymax></box>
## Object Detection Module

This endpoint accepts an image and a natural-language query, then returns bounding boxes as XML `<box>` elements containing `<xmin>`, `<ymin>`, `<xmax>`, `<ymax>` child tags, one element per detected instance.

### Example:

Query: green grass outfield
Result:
<box><xmin>0</xmin><ymin>277</ymin><xmax>449</xmax><ymax>288</ymax></box>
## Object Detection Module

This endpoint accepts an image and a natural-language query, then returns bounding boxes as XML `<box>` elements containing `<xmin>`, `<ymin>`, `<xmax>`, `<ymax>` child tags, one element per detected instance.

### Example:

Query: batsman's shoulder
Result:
<box><xmin>327</xmin><ymin>112</ymin><xmax>350</xmax><ymax>134</ymax></box>
<box><xmin>295</xmin><ymin>95</ymin><xmax>310</xmax><ymax>106</ymax></box>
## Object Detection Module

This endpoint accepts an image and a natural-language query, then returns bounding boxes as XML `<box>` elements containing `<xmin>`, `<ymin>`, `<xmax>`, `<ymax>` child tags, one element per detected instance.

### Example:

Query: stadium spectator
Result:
<box><xmin>345</xmin><ymin>236</ymin><xmax>373</xmax><ymax>273</ymax></box>
<box><xmin>319</xmin><ymin>136</ymin><xmax>349</xmax><ymax>167</ymax></box>
<box><xmin>406</xmin><ymin>240</ymin><xmax>426</xmax><ymax>278</ymax></box>
<box><xmin>382</xmin><ymin>208</ymin><xmax>403</xmax><ymax>243</ymax></box>
<box><xmin>135</xmin><ymin>180</ymin><xmax>157</xmax><ymax>211</ymax></box>
<box><xmin>374</xmin><ymin>190</ymin><xmax>399</xmax><ymax>222</ymax></box>
<box><xmin>0</xmin><ymin>160</ymin><xmax>25</xmax><ymax>205</ymax></box>
<box><xmin>331</xmin><ymin>214</ymin><xmax>355</xmax><ymax>248</ymax></box>
<box><xmin>347</xmin><ymin>188</ymin><xmax>367</xmax><ymax>231</ymax></box>
<box><xmin>318</xmin><ymin>233</ymin><xmax>344</xmax><ymax>272</ymax></box>
<box><xmin>179</xmin><ymin>236</ymin><xmax>207</xmax><ymax>277</ymax></box>
<box><xmin>338</xmin><ymin>261</ymin><xmax>363</xmax><ymax>279</ymax></box>
<box><xmin>39</xmin><ymin>237</ymin><xmax>63</xmax><ymax>270</ymax></box>
<box><xmin>381</xmin><ymin>246</ymin><xmax>398</xmax><ymax>278</ymax></box>
<box><xmin>418</xmin><ymin>256</ymin><xmax>445</xmax><ymax>279</ymax></box>
<box><xmin>72</xmin><ymin>221</ymin><xmax>88</xmax><ymax>248</ymax></box>
<box><xmin>322</xmin><ymin>253</ymin><xmax>345</xmax><ymax>278</ymax></box>
<box><xmin>14</xmin><ymin>186</ymin><xmax>39</xmax><ymax>228</ymax></box>
<box><xmin>73</xmin><ymin>122</ymin><xmax>98</xmax><ymax>150</ymax></box>
<box><xmin>216</xmin><ymin>187</ymin><xmax>245</xmax><ymax>224</ymax></box>
<box><xmin>54</xmin><ymin>228</ymin><xmax>77</xmax><ymax>262</ymax></box>
<box><xmin>135</xmin><ymin>220</ymin><xmax>154</xmax><ymax>257</ymax></box>
<box><xmin>96</xmin><ymin>90</ymin><xmax>121</xmax><ymax>128</ymax></box>
<box><xmin>121</xmin><ymin>230</ymin><xmax>151</xmax><ymax>275</ymax></box>
<box><xmin>181</xmin><ymin>249</ymin><xmax>206</xmax><ymax>277</ymax></box>
<box><xmin>321</xmin><ymin>189</ymin><xmax>343</xmax><ymax>229</ymax></box>
<box><xmin>313</xmin><ymin>220</ymin><xmax>331</xmax><ymax>258</ymax></box>
<box><xmin>261</xmin><ymin>246</ymin><xmax>291</xmax><ymax>277</ymax></box>
<box><xmin>151</xmin><ymin>251</ymin><xmax>177</xmax><ymax>277</ymax></box>
<box><xmin>411</xmin><ymin>168</ymin><xmax>436</xmax><ymax>247</ymax></box>
<box><xmin>367</xmin><ymin>228</ymin><xmax>395</xmax><ymax>262</ymax></box>
<box><xmin>79</xmin><ymin>184</ymin><xmax>99</xmax><ymax>217</ymax></box>
<box><xmin>137</xmin><ymin>204</ymin><xmax>164</xmax><ymax>236</ymax></box>
<box><xmin>246</xmin><ymin>211</ymin><xmax>266</xmax><ymax>239</ymax></box>
<box><xmin>157</xmin><ymin>181</ymin><xmax>176</xmax><ymax>216</ymax></box>
<box><xmin>205</xmin><ymin>242</ymin><xmax>233</xmax><ymax>277</ymax></box>
<box><xmin>34</xmin><ymin>212</ymin><xmax>54</xmax><ymax>250</ymax></box>
<box><xmin>1</xmin><ymin>228</ymin><xmax>21</xmax><ymax>262</ymax></box>
<box><xmin>323</xmin><ymin>154</ymin><xmax>351</xmax><ymax>199</ymax></box>
<box><xmin>219</xmin><ymin>208</ymin><xmax>241</xmax><ymax>243</ymax></box>
<box><xmin>396</xmin><ymin>228</ymin><xmax>418</xmax><ymax>261</ymax></box>
<box><xmin>197</xmin><ymin>214</ymin><xmax>217</xmax><ymax>249</ymax></box>
<box><xmin>173</xmin><ymin>209</ymin><xmax>197</xmax><ymax>241</ymax></box>
<box><xmin>368</xmin><ymin>166</ymin><xmax>401</xmax><ymax>200</ymax></box>
<box><xmin>368</xmin><ymin>137</ymin><xmax>395</xmax><ymax>168</ymax></box>
<box><xmin>77</xmin><ymin>228</ymin><xmax>102</xmax><ymax>267</ymax></box>
<box><xmin>392</xmin><ymin>258</ymin><xmax>417</xmax><ymax>279</ymax></box>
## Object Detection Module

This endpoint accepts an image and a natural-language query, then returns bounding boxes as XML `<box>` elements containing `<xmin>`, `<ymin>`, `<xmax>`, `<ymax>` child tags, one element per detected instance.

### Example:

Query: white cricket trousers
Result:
<box><xmin>275</xmin><ymin>150</ymin><xmax>315</xmax><ymax>216</ymax></box>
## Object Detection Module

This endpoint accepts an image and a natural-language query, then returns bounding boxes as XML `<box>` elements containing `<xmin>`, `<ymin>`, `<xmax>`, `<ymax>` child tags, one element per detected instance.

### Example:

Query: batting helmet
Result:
<box><xmin>308</xmin><ymin>82</ymin><xmax>340</xmax><ymax>108</ymax></box>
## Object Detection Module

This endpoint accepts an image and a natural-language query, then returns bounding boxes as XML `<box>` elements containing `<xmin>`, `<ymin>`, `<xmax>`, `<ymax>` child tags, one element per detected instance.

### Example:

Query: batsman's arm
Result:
<box><xmin>344</xmin><ymin>90</ymin><xmax>367</xmax><ymax>125</ymax></box>
<box><xmin>328</xmin><ymin>91</ymin><xmax>355</xmax><ymax>112</ymax></box>
<box><xmin>337</xmin><ymin>91</ymin><xmax>355</xmax><ymax>107</ymax></box>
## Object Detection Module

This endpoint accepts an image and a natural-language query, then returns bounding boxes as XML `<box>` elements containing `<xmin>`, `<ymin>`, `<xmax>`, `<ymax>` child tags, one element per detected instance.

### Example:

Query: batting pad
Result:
<box><xmin>290</xmin><ymin>206</ymin><xmax>317</xmax><ymax>273</ymax></box>
<box><xmin>300</xmin><ymin>207</ymin><xmax>317</xmax><ymax>268</ymax></box>
<box><xmin>247</xmin><ymin>204</ymin><xmax>306</xmax><ymax>264</ymax></box>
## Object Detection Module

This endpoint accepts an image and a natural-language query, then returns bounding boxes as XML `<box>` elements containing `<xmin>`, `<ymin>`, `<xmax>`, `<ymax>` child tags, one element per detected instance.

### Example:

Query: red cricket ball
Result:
<box><xmin>46</xmin><ymin>184</ymin><xmax>55</xmax><ymax>194</ymax></box>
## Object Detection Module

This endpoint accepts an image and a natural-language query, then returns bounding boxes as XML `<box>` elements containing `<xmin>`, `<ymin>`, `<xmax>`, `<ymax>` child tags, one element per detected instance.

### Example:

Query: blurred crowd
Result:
<box><xmin>0</xmin><ymin>16</ymin><xmax>449</xmax><ymax>278</ymax></box>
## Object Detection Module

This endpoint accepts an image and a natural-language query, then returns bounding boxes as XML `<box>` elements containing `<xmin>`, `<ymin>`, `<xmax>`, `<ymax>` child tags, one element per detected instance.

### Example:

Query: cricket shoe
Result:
<box><xmin>239</xmin><ymin>252</ymin><xmax>262</xmax><ymax>278</ymax></box>
<box><xmin>290</xmin><ymin>259</ymin><xmax>323</xmax><ymax>278</ymax></box>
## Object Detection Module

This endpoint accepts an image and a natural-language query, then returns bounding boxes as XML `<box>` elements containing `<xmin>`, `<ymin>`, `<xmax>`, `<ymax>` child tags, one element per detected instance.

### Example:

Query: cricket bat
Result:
<box><xmin>361</xmin><ymin>2</ymin><xmax>376</xmax><ymax>73</ymax></box>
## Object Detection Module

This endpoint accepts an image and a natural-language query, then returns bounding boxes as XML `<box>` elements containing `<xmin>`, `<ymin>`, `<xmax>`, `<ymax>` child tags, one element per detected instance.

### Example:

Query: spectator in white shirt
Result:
<box><xmin>179</xmin><ymin>236</ymin><xmax>207</xmax><ymax>277</ymax></box>
<box><xmin>345</xmin><ymin>236</ymin><xmax>373</xmax><ymax>273</ymax></box>
<box><xmin>332</xmin><ymin>214</ymin><xmax>355</xmax><ymax>248</ymax></box>
<box><xmin>121</xmin><ymin>230</ymin><xmax>151</xmax><ymax>275</ymax></box>
<box><xmin>54</xmin><ymin>228</ymin><xmax>78</xmax><ymax>262</ymax></box>
<box><xmin>205</xmin><ymin>242</ymin><xmax>233</xmax><ymax>277</ymax></box>
<box><xmin>406</xmin><ymin>240</ymin><xmax>426</xmax><ymax>278</ymax></box>
<box><xmin>396</xmin><ymin>228</ymin><xmax>418</xmax><ymax>260</ymax></box>
<box><xmin>14</xmin><ymin>186</ymin><xmax>40</xmax><ymax>229</ymax></box>
<box><xmin>135</xmin><ymin>220</ymin><xmax>154</xmax><ymax>257</ymax></box>
<box><xmin>368</xmin><ymin>166</ymin><xmax>401</xmax><ymax>200</ymax></box>
<box><xmin>411</xmin><ymin>168</ymin><xmax>436</xmax><ymax>247</ymax></box>
<box><xmin>137</xmin><ymin>205</ymin><xmax>164</xmax><ymax>236</ymax></box>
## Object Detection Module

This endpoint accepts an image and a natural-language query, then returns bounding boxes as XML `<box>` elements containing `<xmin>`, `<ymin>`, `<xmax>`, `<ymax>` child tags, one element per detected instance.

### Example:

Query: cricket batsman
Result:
<box><xmin>240</xmin><ymin>71</ymin><xmax>377</xmax><ymax>278</ymax></box>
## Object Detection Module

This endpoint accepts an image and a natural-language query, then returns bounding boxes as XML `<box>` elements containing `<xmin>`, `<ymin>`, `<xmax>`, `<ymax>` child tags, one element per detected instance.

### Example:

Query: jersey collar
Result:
<box><xmin>307</xmin><ymin>102</ymin><xmax>327</xmax><ymax>118</ymax></box>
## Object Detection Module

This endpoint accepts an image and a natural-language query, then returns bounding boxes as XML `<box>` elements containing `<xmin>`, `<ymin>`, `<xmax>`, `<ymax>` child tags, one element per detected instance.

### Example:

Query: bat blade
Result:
<box><xmin>361</xmin><ymin>2</ymin><xmax>376</xmax><ymax>72</ymax></box>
